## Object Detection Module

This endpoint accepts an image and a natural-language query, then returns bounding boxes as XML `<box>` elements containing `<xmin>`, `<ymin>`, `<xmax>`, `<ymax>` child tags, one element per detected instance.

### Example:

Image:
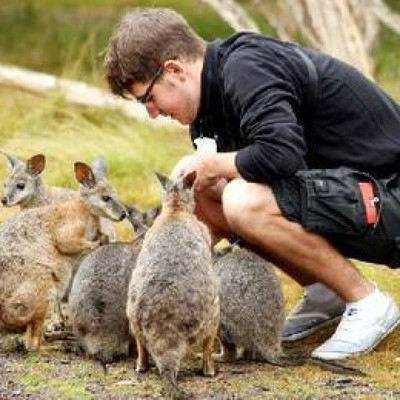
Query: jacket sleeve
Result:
<box><xmin>222</xmin><ymin>46</ymin><xmax>308</xmax><ymax>184</ymax></box>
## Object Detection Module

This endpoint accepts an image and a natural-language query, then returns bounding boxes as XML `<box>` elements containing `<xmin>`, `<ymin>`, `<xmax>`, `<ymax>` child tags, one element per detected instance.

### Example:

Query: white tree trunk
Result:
<box><xmin>201</xmin><ymin>0</ymin><xmax>260</xmax><ymax>32</ymax></box>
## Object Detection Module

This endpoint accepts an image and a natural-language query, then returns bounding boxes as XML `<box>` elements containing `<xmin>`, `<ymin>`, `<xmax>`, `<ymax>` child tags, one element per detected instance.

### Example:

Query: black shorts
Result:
<box><xmin>272</xmin><ymin>167</ymin><xmax>400</xmax><ymax>268</ymax></box>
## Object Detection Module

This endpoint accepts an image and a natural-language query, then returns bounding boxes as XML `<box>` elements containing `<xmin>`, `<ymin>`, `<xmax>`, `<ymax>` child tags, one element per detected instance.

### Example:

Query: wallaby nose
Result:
<box><xmin>1</xmin><ymin>197</ymin><xmax>7</xmax><ymax>206</ymax></box>
<box><xmin>119</xmin><ymin>211</ymin><xmax>127</xmax><ymax>221</ymax></box>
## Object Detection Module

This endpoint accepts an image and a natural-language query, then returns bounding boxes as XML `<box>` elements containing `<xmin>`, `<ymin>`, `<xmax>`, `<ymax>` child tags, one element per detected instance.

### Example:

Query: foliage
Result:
<box><xmin>0</xmin><ymin>0</ymin><xmax>232</xmax><ymax>85</ymax></box>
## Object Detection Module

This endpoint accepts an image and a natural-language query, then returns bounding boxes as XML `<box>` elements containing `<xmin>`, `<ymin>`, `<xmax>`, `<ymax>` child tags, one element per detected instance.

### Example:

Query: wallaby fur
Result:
<box><xmin>127</xmin><ymin>172</ymin><xmax>220</xmax><ymax>400</ymax></box>
<box><xmin>1</xmin><ymin>151</ymin><xmax>117</xmax><ymax>242</ymax></box>
<box><xmin>0</xmin><ymin>161</ymin><xmax>126</xmax><ymax>351</ymax></box>
<box><xmin>213</xmin><ymin>246</ymin><xmax>365</xmax><ymax>376</ymax></box>
<box><xmin>68</xmin><ymin>206</ymin><xmax>158</xmax><ymax>364</ymax></box>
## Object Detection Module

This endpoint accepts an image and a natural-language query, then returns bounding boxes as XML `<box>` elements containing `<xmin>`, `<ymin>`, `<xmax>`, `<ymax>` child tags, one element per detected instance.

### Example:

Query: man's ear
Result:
<box><xmin>163</xmin><ymin>60</ymin><xmax>185</xmax><ymax>81</ymax></box>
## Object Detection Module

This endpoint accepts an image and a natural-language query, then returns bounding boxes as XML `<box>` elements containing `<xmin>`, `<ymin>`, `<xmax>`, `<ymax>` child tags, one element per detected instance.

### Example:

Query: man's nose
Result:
<box><xmin>146</xmin><ymin>103</ymin><xmax>160</xmax><ymax>119</ymax></box>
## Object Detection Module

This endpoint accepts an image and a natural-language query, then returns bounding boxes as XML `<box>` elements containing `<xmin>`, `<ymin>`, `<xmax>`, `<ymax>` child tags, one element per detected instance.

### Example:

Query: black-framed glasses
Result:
<box><xmin>136</xmin><ymin>66</ymin><xmax>164</xmax><ymax>104</ymax></box>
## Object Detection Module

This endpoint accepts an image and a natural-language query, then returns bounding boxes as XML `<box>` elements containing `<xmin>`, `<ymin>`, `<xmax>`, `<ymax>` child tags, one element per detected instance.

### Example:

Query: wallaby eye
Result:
<box><xmin>17</xmin><ymin>183</ymin><xmax>25</xmax><ymax>190</ymax></box>
<box><xmin>102</xmin><ymin>195</ymin><xmax>111</xmax><ymax>203</ymax></box>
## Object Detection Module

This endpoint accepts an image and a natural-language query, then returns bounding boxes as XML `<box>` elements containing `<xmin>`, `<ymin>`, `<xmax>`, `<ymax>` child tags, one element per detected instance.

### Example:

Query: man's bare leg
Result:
<box><xmin>220</xmin><ymin>179</ymin><xmax>373</xmax><ymax>301</ymax></box>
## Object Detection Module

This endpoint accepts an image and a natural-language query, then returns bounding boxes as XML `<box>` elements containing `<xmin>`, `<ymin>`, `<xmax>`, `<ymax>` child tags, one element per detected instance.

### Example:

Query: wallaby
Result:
<box><xmin>0</xmin><ymin>161</ymin><xmax>126</xmax><ymax>351</ymax></box>
<box><xmin>127</xmin><ymin>172</ymin><xmax>220</xmax><ymax>400</ymax></box>
<box><xmin>1</xmin><ymin>151</ymin><xmax>75</xmax><ymax>209</ymax></box>
<box><xmin>1</xmin><ymin>151</ymin><xmax>117</xmax><ymax>242</ymax></box>
<box><xmin>213</xmin><ymin>246</ymin><xmax>365</xmax><ymax>376</ymax></box>
<box><xmin>68</xmin><ymin>205</ymin><xmax>160</xmax><ymax>366</ymax></box>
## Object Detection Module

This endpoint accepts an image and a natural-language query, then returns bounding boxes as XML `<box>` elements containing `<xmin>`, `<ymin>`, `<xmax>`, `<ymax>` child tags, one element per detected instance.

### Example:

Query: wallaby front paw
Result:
<box><xmin>99</xmin><ymin>234</ymin><xmax>110</xmax><ymax>246</ymax></box>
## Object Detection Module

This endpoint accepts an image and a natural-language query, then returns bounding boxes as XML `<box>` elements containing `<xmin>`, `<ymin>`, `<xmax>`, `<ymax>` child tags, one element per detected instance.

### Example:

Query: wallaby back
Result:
<box><xmin>213</xmin><ymin>247</ymin><xmax>285</xmax><ymax>362</ymax></box>
<box><xmin>127</xmin><ymin>172</ymin><xmax>220</xmax><ymax>400</ymax></box>
<box><xmin>0</xmin><ymin>161</ymin><xmax>126</xmax><ymax>351</ymax></box>
<box><xmin>213</xmin><ymin>247</ymin><xmax>365</xmax><ymax>376</ymax></box>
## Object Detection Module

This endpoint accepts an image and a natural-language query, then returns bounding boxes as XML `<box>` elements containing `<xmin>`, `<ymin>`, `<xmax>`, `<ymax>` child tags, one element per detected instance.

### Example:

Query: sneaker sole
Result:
<box><xmin>351</xmin><ymin>314</ymin><xmax>400</xmax><ymax>357</ymax></box>
<box><xmin>312</xmin><ymin>310</ymin><xmax>400</xmax><ymax>360</ymax></box>
<box><xmin>282</xmin><ymin>315</ymin><xmax>342</xmax><ymax>342</ymax></box>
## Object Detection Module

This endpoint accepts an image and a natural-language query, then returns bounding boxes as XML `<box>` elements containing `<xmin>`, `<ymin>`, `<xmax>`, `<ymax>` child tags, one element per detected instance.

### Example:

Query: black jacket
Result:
<box><xmin>190</xmin><ymin>32</ymin><xmax>400</xmax><ymax>183</ymax></box>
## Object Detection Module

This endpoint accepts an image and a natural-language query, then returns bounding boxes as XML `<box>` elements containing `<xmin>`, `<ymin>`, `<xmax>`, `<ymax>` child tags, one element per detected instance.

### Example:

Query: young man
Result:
<box><xmin>105</xmin><ymin>8</ymin><xmax>400</xmax><ymax>360</ymax></box>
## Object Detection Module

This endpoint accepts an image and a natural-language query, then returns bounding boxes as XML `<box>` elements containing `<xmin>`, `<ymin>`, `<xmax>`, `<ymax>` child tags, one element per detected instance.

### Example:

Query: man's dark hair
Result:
<box><xmin>104</xmin><ymin>8</ymin><xmax>206</xmax><ymax>98</ymax></box>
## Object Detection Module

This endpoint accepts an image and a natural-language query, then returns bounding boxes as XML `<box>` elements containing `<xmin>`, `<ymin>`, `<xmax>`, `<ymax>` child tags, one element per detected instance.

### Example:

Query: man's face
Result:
<box><xmin>130</xmin><ymin>59</ymin><xmax>201</xmax><ymax>125</ymax></box>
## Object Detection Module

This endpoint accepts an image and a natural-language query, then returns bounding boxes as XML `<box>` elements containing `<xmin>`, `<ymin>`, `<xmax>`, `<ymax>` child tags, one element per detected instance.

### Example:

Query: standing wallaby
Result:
<box><xmin>127</xmin><ymin>172</ymin><xmax>220</xmax><ymax>400</ymax></box>
<box><xmin>0</xmin><ymin>161</ymin><xmax>126</xmax><ymax>351</ymax></box>
<box><xmin>1</xmin><ymin>151</ymin><xmax>117</xmax><ymax>242</ymax></box>
<box><xmin>68</xmin><ymin>205</ymin><xmax>160</xmax><ymax>365</ymax></box>
<box><xmin>213</xmin><ymin>247</ymin><xmax>365</xmax><ymax>375</ymax></box>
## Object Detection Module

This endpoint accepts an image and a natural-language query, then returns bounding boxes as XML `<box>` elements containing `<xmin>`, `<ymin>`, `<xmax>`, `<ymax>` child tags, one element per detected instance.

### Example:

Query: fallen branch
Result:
<box><xmin>0</xmin><ymin>63</ymin><xmax>178</xmax><ymax>128</ymax></box>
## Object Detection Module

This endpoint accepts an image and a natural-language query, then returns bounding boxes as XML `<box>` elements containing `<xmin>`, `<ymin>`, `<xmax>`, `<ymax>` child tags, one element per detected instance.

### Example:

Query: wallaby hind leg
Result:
<box><xmin>136</xmin><ymin>339</ymin><xmax>149</xmax><ymax>373</ymax></box>
<box><xmin>202</xmin><ymin>335</ymin><xmax>217</xmax><ymax>376</ymax></box>
<box><xmin>214</xmin><ymin>339</ymin><xmax>237</xmax><ymax>362</ymax></box>
<box><xmin>25</xmin><ymin>316</ymin><xmax>45</xmax><ymax>351</ymax></box>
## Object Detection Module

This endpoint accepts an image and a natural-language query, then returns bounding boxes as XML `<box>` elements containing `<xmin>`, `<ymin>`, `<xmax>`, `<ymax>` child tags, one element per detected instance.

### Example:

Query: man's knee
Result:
<box><xmin>222</xmin><ymin>179</ymin><xmax>279</xmax><ymax>228</ymax></box>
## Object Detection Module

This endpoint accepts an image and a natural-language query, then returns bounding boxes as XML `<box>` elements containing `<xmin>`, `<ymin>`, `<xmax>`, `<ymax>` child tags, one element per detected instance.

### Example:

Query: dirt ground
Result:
<box><xmin>1</xmin><ymin>324</ymin><xmax>400</xmax><ymax>400</ymax></box>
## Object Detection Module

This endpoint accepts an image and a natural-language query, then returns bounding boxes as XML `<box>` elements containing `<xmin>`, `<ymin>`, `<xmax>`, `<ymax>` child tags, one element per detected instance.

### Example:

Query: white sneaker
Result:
<box><xmin>312</xmin><ymin>288</ymin><xmax>400</xmax><ymax>360</ymax></box>
<box><xmin>283</xmin><ymin>283</ymin><xmax>346</xmax><ymax>342</ymax></box>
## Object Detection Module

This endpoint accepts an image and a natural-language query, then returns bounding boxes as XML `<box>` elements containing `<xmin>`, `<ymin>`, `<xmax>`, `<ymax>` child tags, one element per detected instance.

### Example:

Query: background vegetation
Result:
<box><xmin>0</xmin><ymin>1</ymin><xmax>400</xmax><ymax>398</ymax></box>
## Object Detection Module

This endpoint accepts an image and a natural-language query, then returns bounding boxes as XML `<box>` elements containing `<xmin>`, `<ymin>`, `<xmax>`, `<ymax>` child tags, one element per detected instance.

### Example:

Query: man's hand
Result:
<box><xmin>170</xmin><ymin>152</ymin><xmax>240</xmax><ymax>192</ymax></box>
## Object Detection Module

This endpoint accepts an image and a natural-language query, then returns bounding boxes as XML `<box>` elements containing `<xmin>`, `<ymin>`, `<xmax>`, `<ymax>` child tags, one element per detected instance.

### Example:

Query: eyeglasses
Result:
<box><xmin>136</xmin><ymin>66</ymin><xmax>164</xmax><ymax>104</ymax></box>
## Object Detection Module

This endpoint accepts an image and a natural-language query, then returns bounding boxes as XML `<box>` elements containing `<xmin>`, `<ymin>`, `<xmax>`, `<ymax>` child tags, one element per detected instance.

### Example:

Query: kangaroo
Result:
<box><xmin>0</xmin><ymin>161</ymin><xmax>126</xmax><ymax>351</ymax></box>
<box><xmin>1</xmin><ymin>151</ymin><xmax>117</xmax><ymax>242</ymax></box>
<box><xmin>68</xmin><ymin>205</ymin><xmax>160</xmax><ymax>366</ymax></box>
<box><xmin>213</xmin><ymin>246</ymin><xmax>365</xmax><ymax>376</ymax></box>
<box><xmin>127</xmin><ymin>172</ymin><xmax>220</xmax><ymax>400</ymax></box>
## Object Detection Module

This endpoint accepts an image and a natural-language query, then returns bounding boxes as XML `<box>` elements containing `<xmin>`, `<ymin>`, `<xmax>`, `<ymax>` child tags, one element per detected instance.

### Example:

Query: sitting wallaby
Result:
<box><xmin>68</xmin><ymin>205</ymin><xmax>160</xmax><ymax>365</ymax></box>
<box><xmin>127</xmin><ymin>172</ymin><xmax>220</xmax><ymax>400</ymax></box>
<box><xmin>0</xmin><ymin>161</ymin><xmax>126</xmax><ymax>351</ymax></box>
<box><xmin>213</xmin><ymin>246</ymin><xmax>365</xmax><ymax>376</ymax></box>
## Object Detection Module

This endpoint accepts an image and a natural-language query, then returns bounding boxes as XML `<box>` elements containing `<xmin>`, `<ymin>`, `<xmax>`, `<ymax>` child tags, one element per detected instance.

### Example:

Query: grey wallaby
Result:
<box><xmin>68</xmin><ymin>204</ymin><xmax>160</xmax><ymax>366</ymax></box>
<box><xmin>1</xmin><ymin>151</ymin><xmax>117</xmax><ymax>242</ymax></box>
<box><xmin>213</xmin><ymin>246</ymin><xmax>365</xmax><ymax>376</ymax></box>
<box><xmin>0</xmin><ymin>161</ymin><xmax>126</xmax><ymax>350</ymax></box>
<box><xmin>127</xmin><ymin>172</ymin><xmax>220</xmax><ymax>400</ymax></box>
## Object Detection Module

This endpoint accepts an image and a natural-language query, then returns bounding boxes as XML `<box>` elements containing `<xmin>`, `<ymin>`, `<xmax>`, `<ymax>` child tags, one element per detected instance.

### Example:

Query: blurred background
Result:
<box><xmin>0</xmin><ymin>0</ymin><xmax>399</xmax><ymax>240</ymax></box>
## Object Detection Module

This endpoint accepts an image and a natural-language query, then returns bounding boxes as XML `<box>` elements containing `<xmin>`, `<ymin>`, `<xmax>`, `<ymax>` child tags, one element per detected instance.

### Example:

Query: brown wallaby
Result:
<box><xmin>0</xmin><ymin>161</ymin><xmax>126</xmax><ymax>351</ymax></box>
<box><xmin>0</xmin><ymin>151</ymin><xmax>117</xmax><ymax>242</ymax></box>
<box><xmin>126</xmin><ymin>172</ymin><xmax>220</xmax><ymax>400</ymax></box>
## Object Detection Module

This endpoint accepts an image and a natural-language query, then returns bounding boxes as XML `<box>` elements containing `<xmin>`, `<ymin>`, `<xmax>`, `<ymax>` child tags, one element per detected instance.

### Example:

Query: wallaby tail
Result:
<box><xmin>160</xmin><ymin>368</ymin><xmax>190</xmax><ymax>400</ymax></box>
<box><xmin>255</xmin><ymin>351</ymin><xmax>366</xmax><ymax>376</ymax></box>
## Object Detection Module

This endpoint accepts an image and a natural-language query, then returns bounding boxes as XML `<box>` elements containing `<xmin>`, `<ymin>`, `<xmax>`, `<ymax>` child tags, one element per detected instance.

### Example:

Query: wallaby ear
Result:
<box><xmin>26</xmin><ymin>154</ymin><xmax>45</xmax><ymax>176</ymax></box>
<box><xmin>0</xmin><ymin>150</ymin><xmax>24</xmax><ymax>171</ymax></box>
<box><xmin>182</xmin><ymin>171</ymin><xmax>197</xmax><ymax>189</ymax></box>
<box><xmin>154</xmin><ymin>171</ymin><xmax>171</xmax><ymax>190</ymax></box>
<box><xmin>74</xmin><ymin>162</ymin><xmax>97</xmax><ymax>188</ymax></box>
<box><xmin>91</xmin><ymin>156</ymin><xmax>107</xmax><ymax>179</ymax></box>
